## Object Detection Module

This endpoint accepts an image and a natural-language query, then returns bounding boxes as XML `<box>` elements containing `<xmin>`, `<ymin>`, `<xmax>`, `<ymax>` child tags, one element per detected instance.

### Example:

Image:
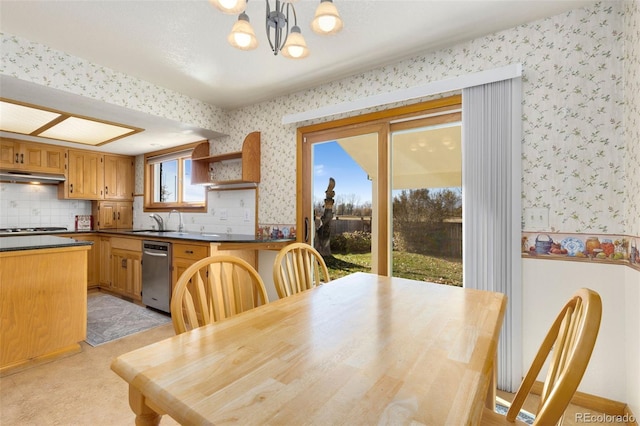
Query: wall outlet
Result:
<box><xmin>243</xmin><ymin>208</ymin><xmax>250</xmax><ymax>222</ymax></box>
<box><xmin>525</xmin><ymin>207</ymin><xmax>549</xmax><ymax>230</ymax></box>
<box><xmin>219</xmin><ymin>208</ymin><xmax>228</xmax><ymax>220</ymax></box>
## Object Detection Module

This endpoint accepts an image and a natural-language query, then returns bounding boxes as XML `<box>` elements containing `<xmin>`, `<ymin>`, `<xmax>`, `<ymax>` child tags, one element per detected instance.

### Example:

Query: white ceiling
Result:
<box><xmin>338</xmin><ymin>122</ymin><xmax>461</xmax><ymax>191</ymax></box>
<box><xmin>0</xmin><ymin>0</ymin><xmax>594</xmax><ymax>155</ymax></box>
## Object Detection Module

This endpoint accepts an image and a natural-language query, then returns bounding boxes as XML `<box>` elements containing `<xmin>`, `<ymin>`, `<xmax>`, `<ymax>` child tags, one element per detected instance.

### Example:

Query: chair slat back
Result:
<box><xmin>171</xmin><ymin>255</ymin><xmax>269</xmax><ymax>334</ymax></box>
<box><xmin>506</xmin><ymin>288</ymin><xmax>601</xmax><ymax>425</ymax></box>
<box><xmin>273</xmin><ymin>243</ymin><xmax>330</xmax><ymax>299</ymax></box>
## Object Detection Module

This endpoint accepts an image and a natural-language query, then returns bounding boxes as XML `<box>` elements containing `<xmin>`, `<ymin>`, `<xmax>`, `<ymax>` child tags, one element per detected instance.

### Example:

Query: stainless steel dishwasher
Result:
<box><xmin>142</xmin><ymin>240</ymin><xmax>172</xmax><ymax>313</ymax></box>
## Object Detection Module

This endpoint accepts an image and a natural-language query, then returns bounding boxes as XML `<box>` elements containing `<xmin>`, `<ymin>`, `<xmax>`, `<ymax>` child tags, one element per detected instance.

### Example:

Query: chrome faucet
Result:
<box><xmin>149</xmin><ymin>213</ymin><xmax>164</xmax><ymax>231</ymax></box>
<box><xmin>167</xmin><ymin>209</ymin><xmax>184</xmax><ymax>232</ymax></box>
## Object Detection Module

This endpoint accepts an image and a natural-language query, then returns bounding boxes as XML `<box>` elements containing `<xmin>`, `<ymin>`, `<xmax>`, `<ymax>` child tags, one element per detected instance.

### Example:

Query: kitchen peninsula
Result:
<box><xmin>92</xmin><ymin>229</ymin><xmax>293</xmax><ymax>303</ymax></box>
<box><xmin>0</xmin><ymin>235</ymin><xmax>92</xmax><ymax>375</ymax></box>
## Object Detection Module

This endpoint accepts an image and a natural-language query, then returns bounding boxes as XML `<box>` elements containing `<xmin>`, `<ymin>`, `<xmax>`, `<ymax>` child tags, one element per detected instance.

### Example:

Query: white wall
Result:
<box><xmin>522</xmin><ymin>258</ymin><xmax>634</xmax><ymax>403</ymax></box>
<box><xmin>625</xmin><ymin>267</ymin><xmax>640</xmax><ymax>416</ymax></box>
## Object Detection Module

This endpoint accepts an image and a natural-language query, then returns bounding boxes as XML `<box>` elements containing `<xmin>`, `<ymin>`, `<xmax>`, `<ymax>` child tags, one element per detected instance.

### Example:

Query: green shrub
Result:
<box><xmin>330</xmin><ymin>231</ymin><xmax>371</xmax><ymax>254</ymax></box>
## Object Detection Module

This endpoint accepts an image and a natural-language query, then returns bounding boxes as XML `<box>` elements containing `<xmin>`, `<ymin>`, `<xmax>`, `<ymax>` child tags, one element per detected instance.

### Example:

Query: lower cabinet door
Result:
<box><xmin>111</xmin><ymin>249</ymin><xmax>142</xmax><ymax>300</ymax></box>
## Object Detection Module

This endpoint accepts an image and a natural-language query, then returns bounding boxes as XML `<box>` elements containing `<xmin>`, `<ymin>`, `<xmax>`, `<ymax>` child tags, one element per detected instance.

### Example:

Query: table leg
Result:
<box><xmin>129</xmin><ymin>385</ymin><xmax>161</xmax><ymax>426</ymax></box>
<box><xmin>485</xmin><ymin>353</ymin><xmax>497</xmax><ymax>410</ymax></box>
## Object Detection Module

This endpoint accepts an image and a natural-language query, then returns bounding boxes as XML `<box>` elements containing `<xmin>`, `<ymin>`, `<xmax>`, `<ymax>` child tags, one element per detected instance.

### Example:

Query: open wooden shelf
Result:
<box><xmin>191</xmin><ymin>131</ymin><xmax>260</xmax><ymax>186</ymax></box>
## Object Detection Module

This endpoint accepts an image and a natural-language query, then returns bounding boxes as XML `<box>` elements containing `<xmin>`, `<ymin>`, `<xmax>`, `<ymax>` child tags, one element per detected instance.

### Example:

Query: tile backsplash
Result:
<box><xmin>0</xmin><ymin>183</ymin><xmax>91</xmax><ymax>230</ymax></box>
<box><xmin>133</xmin><ymin>188</ymin><xmax>257</xmax><ymax>235</ymax></box>
<box><xmin>0</xmin><ymin>183</ymin><xmax>257</xmax><ymax>235</ymax></box>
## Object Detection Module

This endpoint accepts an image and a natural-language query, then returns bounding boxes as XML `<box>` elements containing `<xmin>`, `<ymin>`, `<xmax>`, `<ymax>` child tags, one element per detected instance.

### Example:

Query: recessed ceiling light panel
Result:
<box><xmin>0</xmin><ymin>98</ymin><xmax>143</xmax><ymax>146</ymax></box>
<box><xmin>39</xmin><ymin>117</ymin><xmax>137</xmax><ymax>145</ymax></box>
<box><xmin>0</xmin><ymin>101</ymin><xmax>61</xmax><ymax>134</ymax></box>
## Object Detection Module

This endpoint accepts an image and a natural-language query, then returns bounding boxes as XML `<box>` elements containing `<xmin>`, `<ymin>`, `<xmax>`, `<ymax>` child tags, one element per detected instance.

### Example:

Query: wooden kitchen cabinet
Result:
<box><xmin>109</xmin><ymin>237</ymin><xmax>142</xmax><ymax>301</ymax></box>
<box><xmin>59</xmin><ymin>149</ymin><xmax>104</xmax><ymax>200</ymax></box>
<box><xmin>170</xmin><ymin>242</ymin><xmax>259</xmax><ymax>291</ymax></box>
<box><xmin>190</xmin><ymin>131</ymin><xmax>260</xmax><ymax>186</ymax></box>
<box><xmin>111</xmin><ymin>249</ymin><xmax>142</xmax><ymax>300</ymax></box>
<box><xmin>92</xmin><ymin>201</ymin><xmax>133</xmax><ymax>230</ymax></box>
<box><xmin>0</xmin><ymin>138</ymin><xmax>66</xmax><ymax>174</ymax></box>
<box><xmin>99</xmin><ymin>236</ymin><xmax>112</xmax><ymax>287</ymax></box>
<box><xmin>171</xmin><ymin>242</ymin><xmax>209</xmax><ymax>292</ymax></box>
<box><xmin>104</xmin><ymin>154</ymin><xmax>134</xmax><ymax>200</ymax></box>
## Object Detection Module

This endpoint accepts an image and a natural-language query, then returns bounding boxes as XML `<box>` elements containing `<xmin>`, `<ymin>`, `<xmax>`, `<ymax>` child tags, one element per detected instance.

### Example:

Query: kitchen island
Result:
<box><xmin>0</xmin><ymin>235</ymin><xmax>92</xmax><ymax>375</ymax></box>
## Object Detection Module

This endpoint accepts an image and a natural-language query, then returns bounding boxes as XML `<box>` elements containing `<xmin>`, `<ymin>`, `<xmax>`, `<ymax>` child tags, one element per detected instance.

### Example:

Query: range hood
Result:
<box><xmin>0</xmin><ymin>170</ymin><xmax>66</xmax><ymax>184</ymax></box>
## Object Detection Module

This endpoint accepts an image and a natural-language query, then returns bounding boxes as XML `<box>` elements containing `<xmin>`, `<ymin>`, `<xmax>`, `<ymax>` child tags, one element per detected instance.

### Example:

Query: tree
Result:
<box><xmin>160</xmin><ymin>184</ymin><xmax>172</xmax><ymax>203</ymax></box>
<box><xmin>393</xmin><ymin>188</ymin><xmax>461</xmax><ymax>224</ymax></box>
<box><xmin>315</xmin><ymin>177</ymin><xmax>335</xmax><ymax>256</ymax></box>
<box><xmin>392</xmin><ymin>188</ymin><xmax>462</xmax><ymax>256</ymax></box>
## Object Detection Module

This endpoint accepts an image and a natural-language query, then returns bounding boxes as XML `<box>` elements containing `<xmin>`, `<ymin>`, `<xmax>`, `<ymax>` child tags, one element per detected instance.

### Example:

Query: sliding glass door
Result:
<box><xmin>297</xmin><ymin>95</ymin><xmax>461</xmax><ymax>279</ymax></box>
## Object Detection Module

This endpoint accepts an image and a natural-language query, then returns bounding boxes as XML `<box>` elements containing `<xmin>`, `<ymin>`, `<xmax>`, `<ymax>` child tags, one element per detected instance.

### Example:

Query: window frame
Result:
<box><xmin>143</xmin><ymin>141</ymin><xmax>207</xmax><ymax>212</ymax></box>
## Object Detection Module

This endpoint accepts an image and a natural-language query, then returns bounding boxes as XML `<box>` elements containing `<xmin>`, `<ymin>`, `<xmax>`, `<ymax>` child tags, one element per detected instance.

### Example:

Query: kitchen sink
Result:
<box><xmin>124</xmin><ymin>230</ymin><xmax>226</xmax><ymax>240</ymax></box>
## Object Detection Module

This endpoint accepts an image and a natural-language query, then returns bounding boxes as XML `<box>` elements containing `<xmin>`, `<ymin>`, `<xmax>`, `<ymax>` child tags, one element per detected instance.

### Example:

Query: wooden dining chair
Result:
<box><xmin>171</xmin><ymin>255</ymin><xmax>269</xmax><ymax>334</ymax></box>
<box><xmin>481</xmin><ymin>288</ymin><xmax>602</xmax><ymax>425</ymax></box>
<box><xmin>273</xmin><ymin>242</ymin><xmax>331</xmax><ymax>299</ymax></box>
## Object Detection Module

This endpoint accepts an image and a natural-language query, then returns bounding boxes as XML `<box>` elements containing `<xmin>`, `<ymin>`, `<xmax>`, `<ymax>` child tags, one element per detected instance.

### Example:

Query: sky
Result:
<box><xmin>313</xmin><ymin>141</ymin><xmax>372</xmax><ymax>206</ymax></box>
<box><xmin>159</xmin><ymin>159</ymin><xmax>204</xmax><ymax>202</ymax></box>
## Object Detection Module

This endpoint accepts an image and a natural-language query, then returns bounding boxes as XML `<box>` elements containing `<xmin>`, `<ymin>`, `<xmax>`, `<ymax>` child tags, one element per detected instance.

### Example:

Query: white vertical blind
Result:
<box><xmin>462</xmin><ymin>78</ymin><xmax>522</xmax><ymax>391</ymax></box>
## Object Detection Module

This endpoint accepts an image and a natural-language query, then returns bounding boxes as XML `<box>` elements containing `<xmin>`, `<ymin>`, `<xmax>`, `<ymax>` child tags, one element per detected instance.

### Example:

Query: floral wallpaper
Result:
<box><xmin>227</xmin><ymin>2</ymin><xmax>633</xmax><ymax>235</ymax></box>
<box><xmin>0</xmin><ymin>33</ymin><xmax>227</xmax><ymax>134</ymax></box>
<box><xmin>625</xmin><ymin>0</ymin><xmax>640</xmax><ymax>237</ymax></box>
<box><xmin>1</xmin><ymin>1</ymin><xmax>637</xmax><ymax>239</ymax></box>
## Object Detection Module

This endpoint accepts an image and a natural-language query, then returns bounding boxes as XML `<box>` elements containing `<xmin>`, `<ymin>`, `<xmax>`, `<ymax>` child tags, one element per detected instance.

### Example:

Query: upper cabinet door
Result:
<box><xmin>104</xmin><ymin>155</ymin><xmax>134</xmax><ymax>200</ymax></box>
<box><xmin>0</xmin><ymin>138</ymin><xmax>66</xmax><ymax>174</ymax></box>
<box><xmin>63</xmin><ymin>150</ymin><xmax>104</xmax><ymax>200</ymax></box>
<box><xmin>0</xmin><ymin>139</ymin><xmax>19</xmax><ymax>169</ymax></box>
<box><xmin>22</xmin><ymin>143</ymin><xmax>66</xmax><ymax>174</ymax></box>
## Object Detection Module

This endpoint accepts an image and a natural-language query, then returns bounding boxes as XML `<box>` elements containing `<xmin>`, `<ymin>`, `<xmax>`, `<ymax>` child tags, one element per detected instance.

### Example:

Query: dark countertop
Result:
<box><xmin>0</xmin><ymin>235</ymin><xmax>94</xmax><ymax>252</ymax></box>
<box><xmin>0</xmin><ymin>229</ymin><xmax>294</xmax><ymax>244</ymax></box>
<box><xmin>95</xmin><ymin>229</ymin><xmax>294</xmax><ymax>244</ymax></box>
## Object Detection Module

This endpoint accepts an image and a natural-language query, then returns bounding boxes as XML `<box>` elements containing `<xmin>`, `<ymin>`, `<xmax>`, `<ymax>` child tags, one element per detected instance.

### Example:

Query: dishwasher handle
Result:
<box><xmin>143</xmin><ymin>250</ymin><xmax>168</xmax><ymax>257</ymax></box>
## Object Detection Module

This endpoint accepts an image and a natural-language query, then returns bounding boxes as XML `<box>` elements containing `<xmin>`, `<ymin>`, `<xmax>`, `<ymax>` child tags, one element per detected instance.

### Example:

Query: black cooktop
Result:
<box><xmin>0</xmin><ymin>227</ymin><xmax>67</xmax><ymax>234</ymax></box>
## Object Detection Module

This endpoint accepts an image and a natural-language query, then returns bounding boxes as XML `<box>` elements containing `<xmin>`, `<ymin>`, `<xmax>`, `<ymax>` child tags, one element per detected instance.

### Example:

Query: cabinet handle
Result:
<box><xmin>70</xmin><ymin>183</ymin><xmax>74</xmax><ymax>193</ymax></box>
<box><xmin>20</xmin><ymin>153</ymin><xmax>24</xmax><ymax>164</ymax></box>
<box><xmin>121</xmin><ymin>259</ymin><xmax>127</xmax><ymax>268</ymax></box>
<box><xmin>15</xmin><ymin>153</ymin><xmax>19</xmax><ymax>163</ymax></box>
<box><xmin>185</xmin><ymin>250</ymin><xmax>194</xmax><ymax>254</ymax></box>
<box><xmin>113</xmin><ymin>212</ymin><xmax>116</xmax><ymax>220</ymax></box>
<box><xmin>105</xmin><ymin>186</ymin><xmax>109</xmax><ymax>194</ymax></box>
<box><xmin>117</xmin><ymin>212</ymin><xmax>120</xmax><ymax>220</ymax></box>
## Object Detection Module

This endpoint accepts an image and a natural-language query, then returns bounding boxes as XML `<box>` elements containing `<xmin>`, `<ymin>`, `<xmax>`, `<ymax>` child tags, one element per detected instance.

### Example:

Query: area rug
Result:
<box><xmin>86</xmin><ymin>293</ymin><xmax>171</xmax><ymax>347</ymax></box>
<box><xmin>495</xmin><ymin>403</ymin><xmax>535</xmax><ymax>424</ymax></box>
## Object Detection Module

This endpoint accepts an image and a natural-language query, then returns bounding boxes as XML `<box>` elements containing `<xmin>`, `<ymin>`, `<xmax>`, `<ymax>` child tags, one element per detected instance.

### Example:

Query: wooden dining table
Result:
<box><xmin>111</xmin><ymin>272</ymin><xmax>507</xmax><ymax>425</ymax></box>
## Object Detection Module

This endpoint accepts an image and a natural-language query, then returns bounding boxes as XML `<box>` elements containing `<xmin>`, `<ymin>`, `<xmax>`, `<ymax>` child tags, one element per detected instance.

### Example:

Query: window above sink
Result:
<box><xmin>143</xmin><ymin>142</ymin><xmax>207</xmax><ymax>213</ymax></box>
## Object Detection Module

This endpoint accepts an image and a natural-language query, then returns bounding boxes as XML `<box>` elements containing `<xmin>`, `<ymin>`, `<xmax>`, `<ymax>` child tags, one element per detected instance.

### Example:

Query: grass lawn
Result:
<box><xmin>324</xmin><ymin>251</ymin><xmax>463</xmax><ymax>286</ymax></box>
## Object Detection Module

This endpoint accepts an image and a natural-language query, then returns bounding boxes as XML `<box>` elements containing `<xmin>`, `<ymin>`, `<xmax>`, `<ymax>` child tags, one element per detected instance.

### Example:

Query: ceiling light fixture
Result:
<box><xmin>209</xmin><ymin>0</ymin><xmax>343</xmax><ymax>59</ymax></box>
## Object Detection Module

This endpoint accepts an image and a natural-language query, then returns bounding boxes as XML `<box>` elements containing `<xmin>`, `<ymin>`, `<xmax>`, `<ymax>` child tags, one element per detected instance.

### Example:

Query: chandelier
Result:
<box><xmin>209</xmin><ymin>0</ymin><xmax>343</xmax><ymax>59</ymax></box>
